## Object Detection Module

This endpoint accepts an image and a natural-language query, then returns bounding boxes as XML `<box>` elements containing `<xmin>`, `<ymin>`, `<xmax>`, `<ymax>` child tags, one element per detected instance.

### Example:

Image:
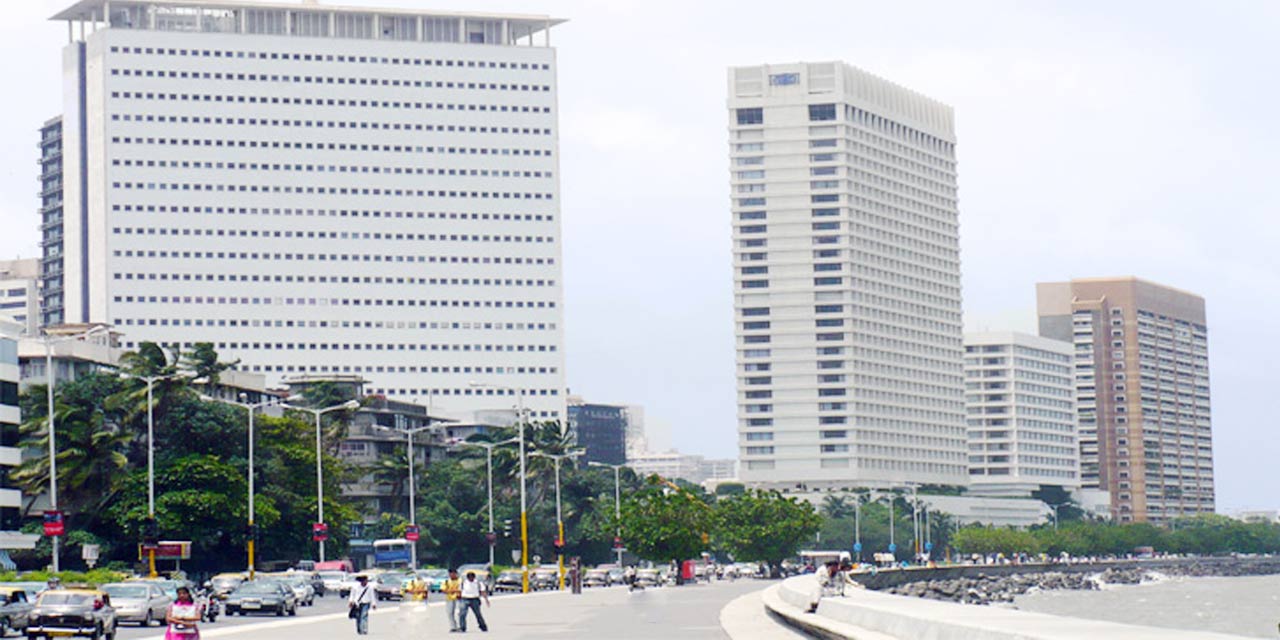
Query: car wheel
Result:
<box><xmin>275</xmin><ymin>605</ymin><xmax>284</xmax><ymax>617</ymax></box>
<box><xmin>141</xmin><ymin>612</ymin><xmax>151</xmax><ymax>628</ymax></box>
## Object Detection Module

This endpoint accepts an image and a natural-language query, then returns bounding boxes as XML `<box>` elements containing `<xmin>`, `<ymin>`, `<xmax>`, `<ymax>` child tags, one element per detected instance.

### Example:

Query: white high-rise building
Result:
<box><xmin>50</xmin><ymin>0</ymin><xmax>568</xmax><ymax>419</ymax></box>
<box><xmin>0</xmin><ymin>260</ymin><xmax>40</xmax><ymax>336</ymax></box>
<box><xmin>728</xmin><ymin>62</ymin><xmax>966</xmax><ymax>489</ymax></box>
<box><xmin>964</xmin><ymin>332</ymin><xmax>1078</xmax><ymax>498</ymax></box>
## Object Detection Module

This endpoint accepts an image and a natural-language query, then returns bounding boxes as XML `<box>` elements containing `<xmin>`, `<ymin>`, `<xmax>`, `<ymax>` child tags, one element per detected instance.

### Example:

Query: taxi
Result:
<box><xmin>27</xmin><ymin>588</ymin><xmax>117</xmax><ymax>640</ymax></box>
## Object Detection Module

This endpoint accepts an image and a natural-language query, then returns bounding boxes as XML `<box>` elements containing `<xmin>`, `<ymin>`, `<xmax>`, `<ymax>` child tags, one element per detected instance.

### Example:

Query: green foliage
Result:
<box><xmin>952</xmin><ymin>526</ymin><xmax>1042</xmax><ymax>556</ymax></box>
<box><xmin>714</xmin><ymin>490</ymin><xmax>820</xmax><ymax>567</ymax></box>
<box><xmin>714</xmin><ymin>482</ymin><xmax>745</xmax><ymax>497</ymax></box>
<box><xmin>619</xmin><ymin>486</ymin><xmax>713</xmax><ymax>564</ymax></box>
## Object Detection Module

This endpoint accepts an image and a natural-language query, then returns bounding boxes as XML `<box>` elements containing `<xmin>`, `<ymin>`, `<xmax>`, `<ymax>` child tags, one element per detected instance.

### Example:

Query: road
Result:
<box><xmin>113</xmin><ymin>580</ymin><xmax>768</xmax><ymax>640</ymax></box>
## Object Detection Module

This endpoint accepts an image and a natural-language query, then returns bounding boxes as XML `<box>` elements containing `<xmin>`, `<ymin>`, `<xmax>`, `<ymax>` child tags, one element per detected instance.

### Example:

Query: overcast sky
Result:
<box><xmin>3</xmin><ymin>1</ymin><xmax>1276</xmax><ymax>511</ymax></box>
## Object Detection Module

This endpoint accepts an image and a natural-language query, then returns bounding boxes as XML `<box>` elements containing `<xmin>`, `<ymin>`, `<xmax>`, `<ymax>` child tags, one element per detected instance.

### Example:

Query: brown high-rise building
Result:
<box><xmin>1037</xmin><ymin>277</ymin><xmax>1213</xmax><ymax>523</ymax></box>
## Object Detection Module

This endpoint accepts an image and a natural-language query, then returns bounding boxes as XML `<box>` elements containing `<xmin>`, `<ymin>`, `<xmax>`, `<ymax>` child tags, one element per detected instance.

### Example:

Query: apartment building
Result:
<box><xmin>964</xmin><ymin>332</ymin><xmax>1078</xmax><ymax>498</ymax></box>
<box><xmin>0</xmin><ymin>260</ymin><xmax>40</xmax><ymax>336</ymax></box>
<box><xmin>0</xmin><ymin>320</ymin><xmax>40</xmax><ymax>553</ymax></box>
<box><xmin>48</xmin><ymin>0</ymin><xmax>568</xmax><ymax>419</ymax></box>
<box><xmin>1037</xmin><ymin>277</ymin><xmax>1214</xmax><ymax>523</ymax></box>
<box><xmin>728</xmin><ymin>62</ymin><xmax>966</xmax><ymax>489</ymax></box>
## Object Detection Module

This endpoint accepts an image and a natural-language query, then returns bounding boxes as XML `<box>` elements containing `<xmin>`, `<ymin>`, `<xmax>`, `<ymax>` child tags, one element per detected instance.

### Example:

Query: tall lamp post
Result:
<box><xmin>282</xmin><ymin>399</ymin><xmax>360</xmax><ymax>563</ymax></box>
<box><xmin>203</xmin><ymin>393</ymin><xmax>279</xmax><ymax>579</ymax></box>
<box><xmin>1047</xmin><ymin>503</ymin><xmax>1070</xmax><ymax>531</ymax></box>
<box><xmin>588</xmin><ymin>461</ymin><xmax>625</xmax><ymax>566</ymax></box>
<box><xmin>531</xmin><ymin>450</ymin><xmax>583</xmax><ymax>589</ymax></box>
<box><xmin>119</xmin><ymin>371</ymin><xmax>185</xmax><ymax>578</ymax></box>
<box><xmin>38</xmin><ymin>325</ymin><xmax>109</xmax><ymax>572</ymax></box>
<box><xmin>457</xmin><ymin>438</ymin><xmax>519</xmax><ymax>568</ymax></box>
<box><xmin>374</xmin><ymin>420</ymin><xmax>443</xmax><ymax>570</ymax></box>
<box><xmin>469</xmin><ymin>381</ymin><xmax>528</xmax><ymax>593</ymax></box>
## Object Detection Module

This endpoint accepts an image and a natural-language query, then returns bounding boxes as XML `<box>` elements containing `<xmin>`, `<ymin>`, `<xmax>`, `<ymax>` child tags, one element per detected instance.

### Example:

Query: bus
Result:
<box><xmin>373</xmin><ymin>539</ymin><xmax>412</xmax><ymax>568</ymax></box>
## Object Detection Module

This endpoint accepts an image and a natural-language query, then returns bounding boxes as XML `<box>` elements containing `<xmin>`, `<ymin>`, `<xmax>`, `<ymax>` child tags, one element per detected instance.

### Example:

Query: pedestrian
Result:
<box><xmin>623</xmin><ymin>565</ymin><xmax>636</xmax><ymax>592</ymax></box>
<box><xmin>165</xmin><ymin>586</ymin><xmax>200</xmax><ymax>640</ymax></box>
<box><xmin>457</xmin><ymin>571</ymin><xmax>489</xmax><ymax>633</ymax></box>
<box><xmin>347</xmin><ymin>575</ymin><xmax>376</xmax><ymax>635</ymax></box>
<box><xmin>441</xmin><ymin>569</ymin><xmax>463</xmax><ymax>633</ymax></box>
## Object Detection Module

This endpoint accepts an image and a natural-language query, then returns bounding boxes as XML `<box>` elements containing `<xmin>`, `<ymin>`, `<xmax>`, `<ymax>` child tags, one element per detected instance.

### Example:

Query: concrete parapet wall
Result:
<box><xmin>849</xmin><ymin>555</ymin><xmax>1276</xmax><ymax>590</ymax></box>
<box><xmin>766</xmin><ymin>575</ymin><xmax>1245</xmax><ymax>640</ymax></box>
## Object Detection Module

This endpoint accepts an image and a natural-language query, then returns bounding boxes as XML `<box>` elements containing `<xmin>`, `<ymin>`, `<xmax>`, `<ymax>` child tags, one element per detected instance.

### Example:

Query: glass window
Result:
<box><xmin>809</xmin><ymin>104</ymin><xmax>837</xmax><ymax>121</ymax></box>
<box><xmin>736</xmin><ymin>108</ymin><xmax>764</xmax><ymax>125</ymax></box>
<box><xmin>769</xmin><ymin>73</ymin><xmax>799</xmax><ymax>86</ymax></box>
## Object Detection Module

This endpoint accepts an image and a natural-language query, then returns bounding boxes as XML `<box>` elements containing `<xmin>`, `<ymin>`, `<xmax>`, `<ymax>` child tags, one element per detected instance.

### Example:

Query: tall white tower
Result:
<box><xmin>50</xmin><ymin>0</ymin><xmax>567</xmax><ymax>419</ymax></box>
<box><xmin>728</xmin><ymin>62</ymin><xmax>966</xmax><ymax>489</ymax></box>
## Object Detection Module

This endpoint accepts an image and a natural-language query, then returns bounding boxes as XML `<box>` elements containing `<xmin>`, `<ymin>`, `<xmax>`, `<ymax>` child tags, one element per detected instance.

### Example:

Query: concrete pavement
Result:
<box><xmin>114</xmin><ymin>581</ymin><xmax>772</xmax><ymax>640</ymax></box>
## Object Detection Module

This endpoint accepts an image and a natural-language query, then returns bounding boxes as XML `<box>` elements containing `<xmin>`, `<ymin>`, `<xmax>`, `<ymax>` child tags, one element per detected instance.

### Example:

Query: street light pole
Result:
<box><xmin>118</xmin><ymin>372</ymin><xmax>184</xmax><ymax>579</ymax></box>
<box><xmin>589</xmin><ymin>461</ymin><xmax>625</xmax><ymax>566</ymax></box>
<box><xmin>532</xmin><ymin>451</ymin><xmax>583</xmax><ymax>589</ymax></box>
<box><xmin>470</xmin><ymin>382</ymin><xmax>528</xmax><ymax>593</ymax></box>
<box><xmin>39</xmin><ymin>325</ymin><xmax>108</xmax><ymax>572</ymax></box>
<box><xmin>375</xmin><ymin>422</ymin><xmax>438</xmax><ymax>570</ymax></box>
<box><xmin>457</xmin><ymin>438</ymin><xmax>518</xmax><ymax>568</ymax></box>
<box><xmin>282</xmin><ymin>400</ymin><xmax>359</xmax><ymax>563</ymax></box>
<box><xmin>204</xmin><ymin>394</ymin><xmax>279</xmax><ymax>579</ymax></box>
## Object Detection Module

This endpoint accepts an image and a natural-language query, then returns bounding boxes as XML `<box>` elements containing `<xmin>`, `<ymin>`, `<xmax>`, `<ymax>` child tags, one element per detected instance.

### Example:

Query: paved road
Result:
<box><xmin>113</xmin><ymin>580</ymin><xmax>769</xmax><ymax>640</ymax></box>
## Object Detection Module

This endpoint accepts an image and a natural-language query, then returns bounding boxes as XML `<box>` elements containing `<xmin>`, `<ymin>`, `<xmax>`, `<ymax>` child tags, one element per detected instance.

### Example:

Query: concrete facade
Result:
<box><xmin>964</xmin><ymin>332</ymin><xmax>1078</xmax><ymax>498</ymax></box>
<box><xmin>49</xmin><ymin>0</ymin><xmax>568</xmax><ymax>420</ymax></box>
<box><xmin>728</xmin><ymin>62</ymin><xmax>966</xmax><ymax>489</ymax></box>
<box><xmin>0</xmin><ymin>260</ymin><xmax>41</xmax><ymax>337</ymax></box>
<box><xmin>0</xmin><ymin>320</ymin><xmax>40</xmax><ymax>551</ymax></box>
<box><xmin>38</xmin><ymin>118</ymin><xmax>66</xmax><ymax>330</ymax></box>
<box><xmin>1037</xmin><ymin>277</ymin><xmax>1213</xmax><ymax>523</ymax></box>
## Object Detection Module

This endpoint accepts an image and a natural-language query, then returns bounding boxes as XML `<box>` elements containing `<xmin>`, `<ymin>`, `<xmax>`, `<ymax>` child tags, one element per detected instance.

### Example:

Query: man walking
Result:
<box><xmin>457</xmin><ymin>571</ymin><xmax>489</xmax><ymax>633</ymax></box>
<box><xmin>441</xmin><ymin>569</ymin><xmax>463</xmax><ymax>633</ymax></box>
<box><xmin>348</xmin><ymin>574</ymin><xmax>376</xmax><ymax>635</ymax></box>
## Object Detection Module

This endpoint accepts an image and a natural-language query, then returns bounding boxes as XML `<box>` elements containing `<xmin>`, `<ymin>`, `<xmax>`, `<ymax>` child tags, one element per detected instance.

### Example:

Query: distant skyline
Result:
<box><xmin>2</xmin><ymin>1</ymin><xmax>1276</xmax><ymax>511</ymax></box>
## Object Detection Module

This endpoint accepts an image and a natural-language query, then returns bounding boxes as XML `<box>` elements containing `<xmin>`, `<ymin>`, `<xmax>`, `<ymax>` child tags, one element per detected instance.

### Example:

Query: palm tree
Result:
<box><xmin>11</xmin><ymin>400</ymin><xmax>131</xmax><ymax>524</ymax></box>
<box><xmin>180</xmin><ymin>342</ymin><xmax>240</xmax><ymax>391</ymax></box>
<box><xmin>821</xmin><ymin>494</ymin><xmax>854</xmax><ymax>519</ymax></box>
<box><xmin>369</xmin><ymin>447</ymin><xmax>410</xmax><ymax>505</ymax></box>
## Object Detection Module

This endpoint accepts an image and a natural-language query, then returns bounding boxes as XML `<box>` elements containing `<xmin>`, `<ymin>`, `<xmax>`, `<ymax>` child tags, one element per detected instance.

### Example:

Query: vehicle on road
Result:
<box><xmin>314</xmin><ymin>560</ymin><xmax>354</xmax><ymax>573</ymax></box>
<box><xmin>582</xmin><ymin>569</ymin><xmax>610</xmax><ymax>588</ymax></box>
<box><xmin>98</xmin><ymin>584</ymin><xmax>169</xmax><ymax>628</ymax></box>
<box><xmin>305</xmin><ymin>572</ymin><xmax>325</xmax><ymax>598</ymax></box>
<box><xmin>373</xmin><ymin>572</ymin><xmax>409</xmax><ymax>601</ymax></box>
<box><xmin>317</xmin><ymin>571</ymin><xmax>348</xmax><ymax>596</ymax></box>
<box><xmin>0</xmin><ymin>586</ymin><xmax>34</xmax><ymax>636</ymax></box>
<box><xmin>372</xmin><ymin>539</ymin><xmax>412</xmax><ymax>569</ymax></box>
<box><xmin>223</xmin><ymin>582</ymin><xmax>297</xmax><ymax>617</ymax></box>
<box><xmin>26</xmin><ymin>589</ymin><xmax>117</xmax><ymax>640</ymax></box>
<box><xmin>275</xmin><ymin>577</ymin><xmax>315</xmax><ymax>607</ymax></box>
<box><xmin>635</xmin><ymin>569</ymin><xmax>661</xmax><ymax>588</ymax></box>
<box><xmin>605</xmin><ymin>567</ymin><xmax>625</xmax><ymax>586</ymax></box>
<box><xmin>206</xmin><ymin>574</ymin><xmax>244</xmax><ymax>599</ymax></box>
<box><xmin>416</xmin><ymin>569</ymin><xmax>449</xmax><ymax>593</ymax></box>
<box><xmin>493</xmin><ymin>571</ymin><xmax>523</xmax><ymax>593</ymax></box>
<box><xmin>530</xmin><ymin>567</ymin><xmax>558</xmax><ymax>591</ymax></box>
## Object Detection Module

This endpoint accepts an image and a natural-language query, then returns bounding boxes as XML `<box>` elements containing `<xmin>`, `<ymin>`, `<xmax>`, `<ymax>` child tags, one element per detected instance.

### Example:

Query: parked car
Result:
<box><xmin>493</xmin><ymin>571</ymin><xmax>523</xmax><ymax>593</ymax></box>
<box><xmin>224</xmin><ymin>582</ymin><xmax>297</xmax><ymax>617</ymax></box>
<box><xmin>317</xmin><ymin>571</ymin><xmax>347</xmax><ymax>597</ymax></box>
<box><xmin>336</xmin><ymin>576</ymin><xmax>363</xmax><ymax>599</ymax></box>
<box><xmin>99</xmin><ymin>583</ymin><xmax>169</xmax><ymax>628</ymax></box>
<box><xmin>26</xmin><ymin>589</ymin><xmax>117</xmax><ymax>640</ymax></box>
<box><xmin>605</xmin><ymin>567</ymin><xmax>626</xmax><ymax>586</ymax></box>
<box><xmin>0</xmin><ymin>586</ymin><xmax>34</xmax><ymax>636</ymax></box>
<box><xmin>582</xmin><ymin>569</ymin><xmax>610</xmax><ymax>588</ymax></box>
<box><xmin>418</xmin><ymin>569</ymin><xmax>449</xmax><ymax>593</ymax></box>
<box><xmin>276</xmin><ymin>577</ymin><xmax>315</xmax><ymax>607</ymax></box>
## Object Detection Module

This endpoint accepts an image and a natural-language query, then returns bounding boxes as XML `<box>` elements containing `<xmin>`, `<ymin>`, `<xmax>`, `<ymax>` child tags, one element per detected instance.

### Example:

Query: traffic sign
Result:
<box><xmin>612</xmin><ymin>536</ymin><xmax>623</xmax><ymax>549</ymax></box>
<box><xmin>925</xmin><ymin>542</ymin><xmax>934</xmax><ymax>551</ymax></box>
<box><xmin>42</xmin><ymin>511</ymin><xmax>64</xmax><ymax>537</ymax></box>
<box><xmin>485</xmin><ymin>532</ymin><xmax>497</xmax><ymax>545</ymax></box>
<box><xmin>853</xmin><ymin>542</ymin><xmax>862</xmax><ymax>553</ymax></box>
<box><xmin>136</xmin><ymin>541</ymin><xmax>190</xmax><ymax>560</ymax></box>
<box><xmin>312</xmin><ymin>522</ymin><xmax>329</xmax><ymax>542</ymax></box>
<box><xmin>888</xmin><ymin>543</ymin><xmax>897</xmax><ymax>552</ymax></box>
<box><xmin>404</xmin><ymin>525</ymin><xmax>420</xmax><ymax>542</ymax></box>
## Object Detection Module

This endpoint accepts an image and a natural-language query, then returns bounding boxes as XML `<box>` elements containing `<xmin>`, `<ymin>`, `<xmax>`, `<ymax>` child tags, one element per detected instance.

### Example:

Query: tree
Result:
<box><xmin>619</xmin><ymin>485</ymin><xmax>712</xmax><ymax>569</ymax></box>
<box><xmin>714</xmin><ymin>482</ymin><xmax>746</xmax><ymax>498</ymax></box>
<box><xmin>820</xmin><ymin>495</ymin><xmax>855</xmax><ymax>519</ymax></box>
<box><xmin>181</xmin><ymin>342</ymin><xmax>240</xmax><ymax>389</ymax></box>
<box><xmin>716</xmin><ymin>490</ymin><xmax>821</xmax><ymax>576</ymax></box>
<box><xmin>951</xmin><ymin>526</ymin><xmax>1041</xmax><ymax>556</ymax></box>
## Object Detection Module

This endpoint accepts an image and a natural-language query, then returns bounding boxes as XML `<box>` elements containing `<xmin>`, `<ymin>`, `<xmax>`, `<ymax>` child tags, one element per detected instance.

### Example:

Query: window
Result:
<box><xmin>746</xmin><ymin>446</ymin><xmax>775</xmax><ymax>455</ymax></box>
<box><xmin>812</xmin><ymin>208</ymin><xmax>839</xmax><ymax>217</ymax></box>
<box><xmin>810</xmin><ymin>139</ymin><xmax>837</xmax><ymax>148</ymax></box>
<box><xmin>814</xmin><ymin>277</ymin><xmax>842</xmax><ymax>286</ymax></box>
<box><xmin>809</xmin><ymin>104</ymin><xmax>836</xmax><ymax>121</ymax></box>
<box><xmin>742</xmin><ymin>280</ymin><xmax>768</xmax><ymax>289</ymax></box>
<box><xmin>815</xmin><ymin>304</ymin><xmax>842</xmax><ymax>313</ymax></box>
<box><xmin>743</xmin><ymin>335</ymin><xmax>770</xmax><ymax>343</ymax></box>
<box><xmin>769</xmin><ymin>73</ymin><xmax>799</xmax><ymax>86</ymax></box>
<box><xmin>747</xmin><ymin>418</ymin><xmax>773</xmax><ymax>427</ymax></box>
<box><xmin>738</xmin><ymin>211</ymin><xmax>766</xmax><ymax>220</ymax></box>
<box><xmin>736</xmin><ymin>108</ymin><xmax>763</xmax><ymax>125</ymax></box>
<box><xmin>740</xmin><ymin>266</ymin><xmax>768</xmax><ymax>275</ymax></box>
<box><xmin>811</xmin><ymin>194</ymin><xmax>838</xmax><ymax>203</ymax></box>
<box><xmin>814</xmin><ymin>263</ymin><xmax>842</xmax><ymax>271</ymax></box>
<box><xmin>742</xmin><ymin>307</ymin><xmax>770</xmax><ymax>316</ymax></box>
<box><xmin>745</xmin><ymin>432</ymin><xmax>774</xmax><ymax>441</ymax></box>
<box><xmin>820</xmin><ymin>429</ymin><xmax>847</xmax><ymax>437</ymax></box>
<box><xmin>742</xmin><ymin>321</ymin><xmax>770</xmax><ymax>330</ymax></box>
<box><xmin>818</xmin><ymin>388</ymin><xmax>846</xmax><ymax>397</ymax></box>
<box><xmin>820</xmin><ymin>444</ymin><xmax>849</xmax><ymax>453</ymax></box>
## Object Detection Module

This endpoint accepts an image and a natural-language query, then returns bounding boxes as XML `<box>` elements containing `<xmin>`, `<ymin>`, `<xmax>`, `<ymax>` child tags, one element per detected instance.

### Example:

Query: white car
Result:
<box><xmin>317</xmin><ymin>571</ymin><xmax>348</xmax><ymax>596</ymax></box>
<box><xmin>278</xmin><ymin>578</ymin><xmax>314</xmax><ymax>607</ymax></box>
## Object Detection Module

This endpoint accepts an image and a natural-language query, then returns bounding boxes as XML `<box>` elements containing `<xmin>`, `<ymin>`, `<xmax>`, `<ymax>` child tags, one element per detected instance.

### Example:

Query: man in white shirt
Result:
<box><xmin>457</xmin><ymin>571</ymin><xmax>490</xmax><ymax>633</ymax></box>
<box><xmin>347</xmin><ymin>575</ymin><xmax>377</xmax><ymax>635</ymax></box>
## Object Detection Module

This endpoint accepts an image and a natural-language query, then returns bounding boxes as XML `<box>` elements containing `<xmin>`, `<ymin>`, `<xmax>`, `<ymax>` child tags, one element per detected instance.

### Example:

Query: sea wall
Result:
<box><xmin>763</xmin><ymin>575</ymin><xmax>1249</xmax><ymax>640</ymax></box>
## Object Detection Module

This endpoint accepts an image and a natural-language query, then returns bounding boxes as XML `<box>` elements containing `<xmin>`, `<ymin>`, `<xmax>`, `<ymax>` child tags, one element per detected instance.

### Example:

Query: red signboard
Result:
<box><xmin>136</xmin><ymin>541</ymin><xmax>191</xmax><ymax>560</ymax></box>
<box><xmin>404</xmin><ymin>525</ymin><xmax>420</xmax><ymax>542</ymax></box>
<box><xmin>42</xmin><ymin>511</ymin><xmax>64</xmax><ymax>537</ymax></box>
<box><xmin>613</xmin><ymin>536</ymin><xmax>623</xmax><ymax>549</ymax></box>
<box><xmin>312</xmin><ymin>523</ymin><xmax>329</xmax><ymax>542</ymax></box>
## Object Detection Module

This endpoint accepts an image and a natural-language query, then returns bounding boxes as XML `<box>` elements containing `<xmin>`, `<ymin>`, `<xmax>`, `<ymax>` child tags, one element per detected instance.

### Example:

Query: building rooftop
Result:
<box><xmin>52</xmin><ymin>0</ymin><xmax>566</xmax><ymax>38</ymax></box>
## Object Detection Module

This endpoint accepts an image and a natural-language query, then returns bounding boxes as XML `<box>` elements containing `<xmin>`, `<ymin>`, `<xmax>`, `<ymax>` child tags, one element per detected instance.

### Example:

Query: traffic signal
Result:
<box><xmin>552</xmin><ymin>537</ymin><xmax>564</xmax><ymax>552</ymax></box>
<box><xmin>142</xmin><ymin>518</ymin><xmax>159</xmax><ymax>548</ymax></box>
<box><xmin>245</xmin><ymin>523</ymin><xmax>259</xmax><ymax>541</ymax></box>
<box><xmin>502</xmin><ymin>519</ymin><xmax>513</xmax><ymax>537</ymax></box>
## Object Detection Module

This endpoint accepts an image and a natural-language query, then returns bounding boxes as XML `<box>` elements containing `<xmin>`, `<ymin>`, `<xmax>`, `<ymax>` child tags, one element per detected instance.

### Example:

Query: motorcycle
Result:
<box><xmin>196</xmin><ymin>588</ymin><xmax>221</xmax><ymax>623</ymax></box>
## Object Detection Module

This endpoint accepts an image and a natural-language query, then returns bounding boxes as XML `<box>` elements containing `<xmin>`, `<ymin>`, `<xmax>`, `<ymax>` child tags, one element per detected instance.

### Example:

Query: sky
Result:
<box><xmin>2</xmin><ymin>1</ymin><xmax>1276</xmax><ymax>511</ymax></box>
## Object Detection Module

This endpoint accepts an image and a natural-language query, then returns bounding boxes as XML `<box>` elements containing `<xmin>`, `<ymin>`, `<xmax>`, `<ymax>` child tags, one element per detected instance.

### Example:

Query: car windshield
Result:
<box><xmin>318</xmin><ymin>572</ymin><xmax>345</xmax><ymax>580</ymax></box>
<box><xmin>236</xmin><ymin>583</ymin><xmax>278</xmax><ymax>595</ymax></box>
<box><xmin>38</xmin><ymin>593</ymin><xmax>94</xmax><ymax>606</ymax></box>
<box><xmin>103</xmin><ymin>585</ymin><xmax>148</xmax><ymax>599</ymax></box>
<box><xmin>212</xmin><ymin>578</ymin><xmax>239</xmax><ymax>586</ymax></box>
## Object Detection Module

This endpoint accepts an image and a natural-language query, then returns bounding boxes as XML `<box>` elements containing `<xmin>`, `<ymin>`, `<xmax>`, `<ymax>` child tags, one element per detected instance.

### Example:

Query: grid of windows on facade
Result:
<box><xmin>40</xmin><ymin>118</ymin><xmax>65</xmax><ymax>327</ymax></box>
<box><xmin>0</xmin><ymin>336</ymin><xmax>20</xmax><ymax>531</ymax></box>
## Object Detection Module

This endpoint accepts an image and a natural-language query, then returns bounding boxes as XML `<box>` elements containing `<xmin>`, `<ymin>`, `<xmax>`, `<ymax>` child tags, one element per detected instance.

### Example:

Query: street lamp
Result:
<box><xmin>37</xmin><ymin>324</ymin><xmax>109</xmax><ymax>572</ymax></box>
<box><xmin>281</xmin><ymin>399</ymin><xmax>360</xmax><ymax>563</ymax></box>
<box><xmin>588</xmin><ymin>461</ymin><xmax>625</xmax><ymax>566</ymax></box>
<box><xmin>373</xmin><ymin>420</ymin><xmax>444</xmax><ymax>570</ymax></box>
<box><xmin>531</xmin><ymin>450</ymin><xmax>583</xmax><ymax>589</ymax></box>
<box><xmin>469</xmin><ymin>381</ymin><xmax>528</xmax><ymax>593</ymax></box>
<box><xmin>202</xmin><ymin>393</ymin><xmax>279</xmax><ymax>579</ymax></box>
<box><xmin>1047</xmin><ymin>503</ymin><xmax>1070</xmax><ymax>531</ymax></box>
<box><xmin>456</xmin><ymin>438</ymin><xmax>518</xmax><ymax>568</ymax></box>
<box><xmin>118</xmin><ymin>371</ymin><xmax>187</xmax><ymax>578</ymax></box>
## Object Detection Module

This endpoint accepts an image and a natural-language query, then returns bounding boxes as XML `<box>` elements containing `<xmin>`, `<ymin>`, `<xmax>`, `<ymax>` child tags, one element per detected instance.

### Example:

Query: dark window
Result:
<box><xmin>809</xmin><ymin>104</ymin><xmax>837</xmax><ymax>121</ymax></box>
<box><xmin>736</xmin><ymin>108</ymin><xmax>763</xmax><ymax>125</ymax></box>
<box><xmin>742</xmin><ymin>307</ymin><xmax>770</xmax><ymax>316</ymax></box>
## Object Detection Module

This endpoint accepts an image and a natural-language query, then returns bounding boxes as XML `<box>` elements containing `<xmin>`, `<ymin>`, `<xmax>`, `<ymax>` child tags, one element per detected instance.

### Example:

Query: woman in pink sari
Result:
<box><xmin>165</xmin><ymin>587</ymin><xmax>200</xmax><ymax>640</ymax></box>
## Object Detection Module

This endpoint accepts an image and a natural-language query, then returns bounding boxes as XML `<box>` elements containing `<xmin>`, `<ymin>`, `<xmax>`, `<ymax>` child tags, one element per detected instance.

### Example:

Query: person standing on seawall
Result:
<box><xmin>348</xmin><ymin>575</ymin><xmax>377</xmax><ymax>635</ymax></box>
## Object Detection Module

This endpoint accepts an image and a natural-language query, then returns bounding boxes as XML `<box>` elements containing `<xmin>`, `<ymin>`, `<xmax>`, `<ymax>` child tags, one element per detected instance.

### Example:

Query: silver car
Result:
<box><xmin>99</xmin><ymin>584</ymin><xmax>170</xmax><ymax>627</ymax></box>
<box><xmin>278</xmin><ymin>578</ymin><xmax>315</xmax><ymax>607</ymax></box>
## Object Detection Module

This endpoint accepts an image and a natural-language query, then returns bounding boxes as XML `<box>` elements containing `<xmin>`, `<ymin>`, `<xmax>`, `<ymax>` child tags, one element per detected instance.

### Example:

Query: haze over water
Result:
<box><xmin>1014</xmin><ymin>574</ymin><xmax>1280</xmax><ymax>638</ymax></box>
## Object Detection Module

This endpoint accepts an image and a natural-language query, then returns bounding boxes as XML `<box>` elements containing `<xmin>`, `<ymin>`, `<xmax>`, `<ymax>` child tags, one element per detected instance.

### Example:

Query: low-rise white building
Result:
<box><xmin>964</xmin><ymin>332</ymin><xmax>1079</xmax><ymax>498</ymax></box>
<box><xmin>0</xmin><ymin>320</ymin><xmax>40</xmax><ymax>554</ymax></box>
<box><xmin>0</xmin><ymin>260</ymin><xmax>40</xmax><ymax>337</ymax></box>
